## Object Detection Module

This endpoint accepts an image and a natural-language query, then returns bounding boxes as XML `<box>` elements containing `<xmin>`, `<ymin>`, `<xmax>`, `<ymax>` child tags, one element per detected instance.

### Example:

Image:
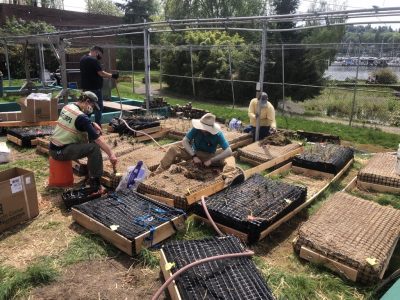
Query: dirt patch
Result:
<box><xmin>0</xmin><ymin>194</ymin><xmax>79</xmax><ymax>269</ymax></box>
<box><xmin>30</xmin><ymin>257</ymin><xmax>163</xmax><ymax>300</ymax></box>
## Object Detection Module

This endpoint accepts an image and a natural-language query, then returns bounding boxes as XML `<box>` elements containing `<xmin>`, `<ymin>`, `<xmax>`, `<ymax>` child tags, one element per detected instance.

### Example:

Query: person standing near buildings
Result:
<box><xmin>80</xmin><ymin>46</ymin><xmax>119</xmax><ymax>126</ymax></box>
<box><xmin>245</xmin><ymin>92</ymin><xmax>277</xmax><ymax>141</ymax></box>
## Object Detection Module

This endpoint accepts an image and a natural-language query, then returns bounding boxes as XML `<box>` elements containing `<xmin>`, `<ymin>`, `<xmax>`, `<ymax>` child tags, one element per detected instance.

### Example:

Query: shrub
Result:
<box><xmin>372</xmin><ymin>68</ymin><xmax>398</xmax><ymax>84</ymax></box>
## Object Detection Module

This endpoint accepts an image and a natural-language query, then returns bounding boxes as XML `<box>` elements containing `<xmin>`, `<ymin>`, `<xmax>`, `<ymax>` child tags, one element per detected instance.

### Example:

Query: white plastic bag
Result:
<box><xmin>228</xmin><ymin>118</ymin><xmax>242</xmax><ymax>131</ymax></box>
<box><xmin>0</xmin><ymin>142</ymin><xmax>11</xmax><ymax>163</ymax></box>
<box><xmin>116</xmin><ymin>161</ymin><xmax>149</xmax><ymax>192</ymax></box>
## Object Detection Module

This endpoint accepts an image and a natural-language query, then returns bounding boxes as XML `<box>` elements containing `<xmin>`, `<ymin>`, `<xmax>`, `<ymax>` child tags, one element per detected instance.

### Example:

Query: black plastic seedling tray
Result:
<box><xmin>193</xmin><ymin>174</ymin><xmax>307</xmax><ymax>243</ymax></box>
<box><xmin>161</xmin><ymin>236</ymin><xmax>275</xmax><ymax>300</ymax></box>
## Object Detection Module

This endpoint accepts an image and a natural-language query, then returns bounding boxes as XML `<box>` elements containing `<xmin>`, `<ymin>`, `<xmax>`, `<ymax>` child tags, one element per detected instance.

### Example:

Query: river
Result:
<box><xmin>324</xmin><ymin>65</ymin><xmax>400</xmax><ymax>81</ymax></box>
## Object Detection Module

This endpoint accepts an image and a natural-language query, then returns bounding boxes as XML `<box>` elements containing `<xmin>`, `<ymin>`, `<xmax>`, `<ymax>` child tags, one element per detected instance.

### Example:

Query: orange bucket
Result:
<box><xmin>48</xmin><ymin>157</ymin><xmax>74</xmax><ymax>187</ymax></box>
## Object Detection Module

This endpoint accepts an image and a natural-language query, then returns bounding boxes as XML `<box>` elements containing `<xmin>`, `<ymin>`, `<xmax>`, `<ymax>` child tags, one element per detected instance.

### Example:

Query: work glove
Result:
<box><xmin>111</xmin><ymin>72</ymin><xmax>119</xmax><ymax>80</ymax></box>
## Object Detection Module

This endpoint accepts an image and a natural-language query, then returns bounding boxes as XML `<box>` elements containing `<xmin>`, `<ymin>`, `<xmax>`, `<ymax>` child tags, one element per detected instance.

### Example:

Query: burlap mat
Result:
<box><xmin>294</xmin><ymin>191</ymin><xmax>400</xmax><ymax>283</ymax></box>
<box><xmin>138</xmin><ymin>161</ymin><xmax>241</xmax><ymax>210</ymax></box>
<box><xmin>358</xmin><ymin>152</ymin><xmax>400</xmax><ymax>188</ymax></box>
<box><xmin>238</xmin><ymin>142</ymin><xmax>301</xmax><ymax>163</ymax></box>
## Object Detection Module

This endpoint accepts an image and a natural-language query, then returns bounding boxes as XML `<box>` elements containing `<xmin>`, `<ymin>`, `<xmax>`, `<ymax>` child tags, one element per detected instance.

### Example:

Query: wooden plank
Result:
<box><xmin>36</xmin><ymin>145</ymin><xmax>49</xmax><ymax>155</ymax></box>
<box><xmin>244</xmin><ymin>145</ymin><xmax>304</xmax><ymax>178</ymax></box>
<box><xmin>0</xmin><ymin>120</ymin><xmax>57</xmax><ymax>127</ymax></box>
<box><xmin>31</xmin><ymin>138</ymin><xmax>38</xmax><ymax>146</ymax></box>
<box><xmin>134</xmin><ymin>215</ymin><xmax>185</xmax><ymax>254</ymax></box>
<box><xmin>357</xmin><ymin>180</ymin><xmax>400</xmax><ymax>194</ymax></box>
<box><xmin>292</xmin><ymin>166</ymin><xmax>334</xmax><ymax>180</ymax></box>
<box><xmin>143</xmin><ymin>193</ymin><xmax>175</xmax><ymax>207</ymax></box>
<box><xmin>134</xmin><ymin>129</ymin><xmax>169</xmax><ymax>142</ymax></box>
<box><xmin>300</xmin><ymin>246</ymin><xmax>358</xmax><ymax>281</ymax></box>
<box><xmin>342</xmin><ymin>176</ymin><xmax>357</xmax><ymax>192</ymax></box>
<box><xmin>258</xmin><ymin>158</ymin><xmax>353</xmax><ymax>240</ymax></box>
<box><xmin>6</xmin><ymin>134</ymin><xmax>22</xmax><ymax>146</ymax></box>
<box><xmin>194</xmin><ymin>215</ymin><xmax>249</xmax><ymax>242</ymax></box>
<box><xmin>71</xmin><ymin>208</ymin><xmax>133</xmax><ymax>256</ymax></box>
<box><xmin>238</xmin><ymin>156</ymin><xmax>262</xmax><ymax>166</ymax></box>
<box><xmin>186</xmin><ymin>181</ymin><xmax>225</xmax><ymax>205</ymax></box>
<box><xmin>268</xmin><ymin>162</ymin><xmax>292</xmax><ymax>177</ymax></box>
<box><xmin>230</xmin><ymin>137</ymin><xmax>253</xmax><ymax>151</ymax></box>
<box><xmin>160</xmin><ymin>249</ymin><xmax>182</xmax><ymax>300</ymax></box>
<box><xmin>380</xmin><ymin>236</ymin><xmax>400</xmax><ymax>279</ymax></box>
<box><xmin>103</xmin><ymin>101</ymin><xmax>144</xmax><ymax>111</ymax></box>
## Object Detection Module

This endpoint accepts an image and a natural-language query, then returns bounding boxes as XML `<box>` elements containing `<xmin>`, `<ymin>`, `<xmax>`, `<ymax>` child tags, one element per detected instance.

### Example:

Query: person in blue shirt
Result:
<box><xmin>155</xmin><ymin>113</ymin><xmax>238</xmax><ymax>183</ymax></box>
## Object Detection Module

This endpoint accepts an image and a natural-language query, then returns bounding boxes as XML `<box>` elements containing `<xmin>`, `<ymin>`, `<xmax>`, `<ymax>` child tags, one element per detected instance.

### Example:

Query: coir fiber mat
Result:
<box><xmin>102</xmin><ymin>144</ymin><xmax>170</xmax><ymax>188</ymax></box>
<box><xmin>72</xmin><ymin>190</ymin><xmax>185</xmax><ymax>255</ymax></box>
<box><xmin>237</xmin><ymin>141</ymin><xmax>302</xmax><ymax>165</ymax></box>
<box><xmin>294</xmin><ymin>191</ymin><xmax>400</xmax><ymax>284</ymax></box>
<box><xmin>161</xmin><ymin>235</ymin><xmax>275</xmax><ymax>300</ymax></box>
<box><xmin>138</xmin><ymin>161</ymin><xmax>242</xmax><ymax>210</ymax></box>
<box><xmin>7</xmin><ymin>126</ymin><xmax>54</xmax><ymax>147</ymax></box>
<box><xmin>358</xmin><ymin>152</ymin><xmax>400</xmax><ymax>189</ymax></box>
<box><xmin>292</xmin><ymin>143</ymin><xmax>353</xmax><ymax>174</ymax></box>
<box><xmin>193</xmin><ymin>174</ymin><xmax>307</xmax><ymax>243</ymax></box>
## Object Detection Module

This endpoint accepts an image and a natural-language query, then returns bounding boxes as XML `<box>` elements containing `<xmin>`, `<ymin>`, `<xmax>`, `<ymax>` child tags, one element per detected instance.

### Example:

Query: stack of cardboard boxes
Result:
<box><xmin>0</xmin><ymin>93</ymin><xmax>58</xmax><ymax>123</ymax></box>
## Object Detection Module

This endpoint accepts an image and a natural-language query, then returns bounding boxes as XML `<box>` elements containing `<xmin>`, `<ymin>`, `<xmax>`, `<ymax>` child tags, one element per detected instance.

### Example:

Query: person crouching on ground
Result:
<box><xmin>49</xmin><ymin>91</ymin><xmax>118</xmax><ymax>193</ymax></box>
<box><xmin>155</xmin><ymin>113</ymin><xmax>239</xmax><ymax>185</ymax></box>
<box><xmin>245</xmin><ymin>92</ymin><xmax>277</xmax><ymax>141</ymax></box>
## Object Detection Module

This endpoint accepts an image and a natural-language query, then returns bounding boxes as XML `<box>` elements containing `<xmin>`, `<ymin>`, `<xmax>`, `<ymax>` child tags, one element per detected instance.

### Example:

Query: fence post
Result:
<box><xmin>159</xmin><ymin>47</ymin><xmax>163</xmax><ymax>91</ymax></box>
<box><xmin>228</xmin><ymin>45</ymin><xmax>236</xmax><ymax>109</ymax></box>
<box><xmin>143</xmin><ymin>22</ymin><xmax>152</xmax><ymax>112</ymax></box>
<box><xmin>256</xmin><ymin>22</ymin><xmax>267</xmax><ymax>141</ymax></box>
<box><xmin>189</xmin><ymin>45</ymin><xmax>196</xmax><ymax>98</ymax></box>
<box><xmin>281</xmin><ymin>44</ymin><xmax>285</xmax><ymax>112</ymax></box>
<box><xmin>349</xmin><ymin>45</ymin><xmax>361</xmax><ymax>126</ymax></box>
<box><xmin>59</xmin><ymin>39</ymin><xmax>68</xmax><ymax>105</ymax></box>
<box><xmin>4</xmin><ymin>43</ymin><xmax>11</xmax><ymax>86</ymax></box>
<box><xmin>131</xmin><ymin>40</ymin><xmax>135</xmax><ymax>93</ymax></box>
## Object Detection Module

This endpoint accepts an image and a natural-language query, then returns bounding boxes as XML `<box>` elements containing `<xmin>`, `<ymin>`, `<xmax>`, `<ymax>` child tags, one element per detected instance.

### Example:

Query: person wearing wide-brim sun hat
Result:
<box><xmin>155</xmin><ymin>113</ymin><xmax>239</xmax><ymax>183</ymax></box>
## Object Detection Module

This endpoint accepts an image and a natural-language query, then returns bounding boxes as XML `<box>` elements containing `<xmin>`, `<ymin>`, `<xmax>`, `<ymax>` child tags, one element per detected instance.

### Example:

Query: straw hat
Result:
<box><xmin>192</xmin><ymin>113</ymin><xmax>221</xmax><ymax>135</ymax></box>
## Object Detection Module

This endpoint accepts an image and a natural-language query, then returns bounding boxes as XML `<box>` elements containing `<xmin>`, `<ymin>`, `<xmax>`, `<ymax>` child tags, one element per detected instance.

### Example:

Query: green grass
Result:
<box><xmin>113</xmin><ymin>82</ymin><xmax>399</xmax><ymax>149</ymax></box>
<box><xmin>0</xmin><ymin>260</ymin><xmax>58</xmax><ymax>300</ymax></box>
<box><xmin>59</xmin><ymin>233</ymin><xmax>118</xmax><ymax>266</ymax></box>
<box><xmin>138</xmin><ymin>248</ymin><xmax>160</xmax><ymax>269</ymax></box>
<box><xmin>174</xmin><ymin>215</ymin><xmax>215</xmax><ymax>241</ymax></box>
<box><xmin>253</xmin><ymin>256</ymin><xmax>373</xmax><ymax>300</ymax></box>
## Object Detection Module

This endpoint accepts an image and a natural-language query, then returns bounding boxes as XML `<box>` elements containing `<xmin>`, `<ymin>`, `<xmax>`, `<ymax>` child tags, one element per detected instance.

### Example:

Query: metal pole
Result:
<box><xmin>143</xmin><ymin>23</ymin><xmax>151</xmax><ymax>112</ymax></box>
<box><xmin>159</xmin><ymin>48</ymin><xmax>162</xmax><ymax>91</ymax></box>
<box><xmin>4</xmin><ymin>44</ymin><xmax>11</xmax><ymax>86</ymax></box>
<box><xmin>281</xmin><ymin>44</ymin><xmax>285</xmax><ymax>112</ymax></box>
<box><xmin>38</xmin><ymin>43</ymin><xmax>46</xmax><ymax>87</ymax></box>
<box><xmin>189</xmin><ymin>45</ymin><xmax>196</xmax><ymax>98</ymax></box>
<box><xmin>228</xmin><ymin>45</ymin><xmax>235</xmax><ymax>109</ymax></box>
<box><xmin>255</xmin><ymin>22</ymin><xmax>267</xmax><ymax>141</ymax></box>
<box><xmin>59</xmin><ymin>40</ymin><xmax>68</xmax><ymax>105</ymax></box>
<box><xmin>131</xmin><ymin>40</ymin><xmax>135</xmax><ymax>93</ymax></box>
<box><xmin>349</xmin><ymin>45</ymin><xmax>361</xmax><ymax>126</ymax></box>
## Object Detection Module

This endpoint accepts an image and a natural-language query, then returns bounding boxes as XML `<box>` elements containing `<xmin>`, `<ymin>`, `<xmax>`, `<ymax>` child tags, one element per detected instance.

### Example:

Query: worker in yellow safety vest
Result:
<box><xmin>49</xmin><ymin>91</ymin><xmax>118</xmax><ymax>192</ymax></box>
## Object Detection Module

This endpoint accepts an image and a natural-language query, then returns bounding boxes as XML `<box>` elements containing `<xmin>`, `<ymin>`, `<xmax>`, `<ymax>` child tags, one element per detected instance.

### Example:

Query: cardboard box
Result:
<box><xmin>0</xmin><ymin>167</ymin><xmax>39</xmax><ymax>233</ymax></box>
<box><xmin>18</xmin><ymin>93</ymin><xmax>58</xmax><ymax>122</ymax></box>
<box><xmin>0</xmin><ymin>111</ymin><xmax>22</xmax><ymax>122</ymax></box>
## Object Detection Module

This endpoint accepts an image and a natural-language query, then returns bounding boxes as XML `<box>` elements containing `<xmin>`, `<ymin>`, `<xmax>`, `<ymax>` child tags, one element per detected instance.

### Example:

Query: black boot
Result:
<box><xmin>87</xmin><ymin>177</ymin><xmax>105</xmax><ymax>195</ymax></box>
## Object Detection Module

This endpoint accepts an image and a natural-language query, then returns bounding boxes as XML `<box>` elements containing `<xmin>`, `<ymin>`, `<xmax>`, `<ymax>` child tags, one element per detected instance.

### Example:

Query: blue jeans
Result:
<box><xmin>84</xmin><ymin>89</ymin><xmax>103</xmax><ymax>126</ymax></box>
<box><xmin>244</xmin><ymin>125</ymin><xmax>270</xmax><ymax>142</ymax></box>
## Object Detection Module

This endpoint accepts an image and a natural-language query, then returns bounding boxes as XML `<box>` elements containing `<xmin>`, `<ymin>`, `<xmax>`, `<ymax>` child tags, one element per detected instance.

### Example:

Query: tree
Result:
<box><xmin>0</xmin><ymin>17</ymin><xmax>57</xmax><ymax>79</ymax></box>
<box><xmin>86</xmin><ymin>0</ymin><xmax>124</xmax><ymax>16</ymax></box>
<box><xmin>116</xmin><ymin>0</ymin><xmax>159</xmax><ymax>23</ymax></box>
<box><xmin>161</xmin><ymin>30</ymin><xmax>259</xmax><ymax>103</ymax></box>
<box><xmin>164</xmin><ymin>0</ymin><xmax>263</xmax><ymax>19</ymax></box>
